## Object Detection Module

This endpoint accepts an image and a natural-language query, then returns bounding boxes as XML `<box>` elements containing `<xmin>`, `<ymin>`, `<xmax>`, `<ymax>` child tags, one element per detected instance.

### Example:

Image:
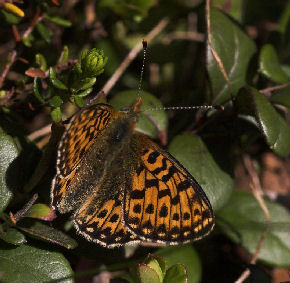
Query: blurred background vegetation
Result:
<box><xmin>0</xmin><ymin>0</ymin><xmax>290</xmax><ymax>282</ymax></box>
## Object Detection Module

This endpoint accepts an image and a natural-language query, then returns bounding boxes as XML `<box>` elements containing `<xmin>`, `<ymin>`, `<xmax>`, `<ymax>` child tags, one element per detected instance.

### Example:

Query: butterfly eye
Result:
<box><xmin>120</xmin><ymin>106</ymin><xmax>130</xmax><ymax>111</ymax></box>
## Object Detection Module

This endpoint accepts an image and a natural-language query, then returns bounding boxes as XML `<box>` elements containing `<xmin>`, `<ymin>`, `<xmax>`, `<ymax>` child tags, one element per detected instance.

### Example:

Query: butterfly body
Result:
<box><xmin>51</xmin><ymin>98</ymin><xmax>215</xmax><ymax>247</ymax></box>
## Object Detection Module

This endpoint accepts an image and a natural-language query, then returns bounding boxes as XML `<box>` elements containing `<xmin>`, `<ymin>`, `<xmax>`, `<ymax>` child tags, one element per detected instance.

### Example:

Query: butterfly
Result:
<box><xmin>51</xmin><ymin>97</ymin><xmax>215</xmax><ymax>248</ymax></box>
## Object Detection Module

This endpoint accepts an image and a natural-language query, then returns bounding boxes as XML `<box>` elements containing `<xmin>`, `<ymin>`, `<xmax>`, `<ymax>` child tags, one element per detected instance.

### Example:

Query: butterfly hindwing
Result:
<box><xmin>72</xmin><ymin>153</ymin><xmax>140</xmax><ymax>247</ymax></box>
<box><xmin>124</xmin><ymin>133</ymin><xmax>215</xmax><ymax>244</ymax></box>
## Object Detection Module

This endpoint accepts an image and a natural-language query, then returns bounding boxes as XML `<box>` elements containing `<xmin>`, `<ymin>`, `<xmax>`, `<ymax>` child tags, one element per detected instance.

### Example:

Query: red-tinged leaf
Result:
<box><xmin>25</xmin><ymin>68</ymin><xmax>46</xmax><ymax>78</ymax></box>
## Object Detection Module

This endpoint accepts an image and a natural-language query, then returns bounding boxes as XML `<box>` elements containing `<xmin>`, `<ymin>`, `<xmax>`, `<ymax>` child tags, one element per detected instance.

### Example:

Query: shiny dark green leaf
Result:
<box><xmin>18</xmin><ymin>220</ymin><xmax>77</xmax><ymax>249</ymax></box>
<box><xmin>0</xmin><ymin>243</ymin><xmax>73</xmax><ymax>282</ymax></box>
<box><xmin>217</xmin><ymin>191</ymin><xmax>290</xmax><ymax>267</ymax></box>
<box><xmin>163</xmin><ymin>264</ymin><xmax>187</xmax><ymax>283</ymax></box>
<box><xmin>207</xmin><ymin>8</ymin><xmax>256</xmax><ymax>104</ymax></box>
<box><xmin>259</xmin><ymin>44</ymin><xmax>290</xmax><ymax>83</ymax></box>
<box><xmin>168</xmin><ymin>133</ymin><xmax>233</xmax><ymax>211</ymax></box>
<box><xmin>0</xmin><ymin>128</ymin><xmax>19</xmax><ymax>212</ymax></box>
<box><xmin>0</xmin><ymin>228</ymin><xmax>26</xmax><ymax>246</ymax></box>
<box><xmin>270</xmin><ymin>85</ymin><xmax>290</xmax><ymax>108</ymax></box>
<box><xmin>237</xmin><ymin>87</ymin><xmax>290</xmax><ymax>156</ymax></box>
<box><xmin>156</xmin><ymin>245</ymin><xmax>201</xmax><ymax>283</ymax></box>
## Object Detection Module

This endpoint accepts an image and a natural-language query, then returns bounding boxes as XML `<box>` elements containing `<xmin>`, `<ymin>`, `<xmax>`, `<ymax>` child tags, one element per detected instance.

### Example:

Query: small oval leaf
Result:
<box><xmin>18</xmin><ymin>220</ymin><xmax>77</xmax><ymax>249</ymax></box>
<box><xmin>0</xmin><ymin>228</ymin><xmax>26</xmax><ymax>245</ymax></box>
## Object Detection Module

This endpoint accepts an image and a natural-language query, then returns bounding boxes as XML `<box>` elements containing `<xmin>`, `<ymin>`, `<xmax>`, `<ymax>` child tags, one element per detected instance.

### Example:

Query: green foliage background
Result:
<box><xmin>0</xmin><ymin>0</ymin><xmax>290</xmax><ymax>282</ymax></box>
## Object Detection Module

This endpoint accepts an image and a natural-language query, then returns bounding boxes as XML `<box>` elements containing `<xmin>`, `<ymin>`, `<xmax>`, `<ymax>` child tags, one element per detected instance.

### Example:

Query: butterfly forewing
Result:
<box><xmin>51</xmin><ymin>104</ymin><xmax>114</xmax><ymax>211</ymax></box>
<box><xmin>124</xmin><ymin>133</ymin><xmax>215</xmax><ymax>244</ymax></box>
<box><xmin>57</xmin><ymin>104</ymin><xmax>114</xmax><ymax>177</ymax></box>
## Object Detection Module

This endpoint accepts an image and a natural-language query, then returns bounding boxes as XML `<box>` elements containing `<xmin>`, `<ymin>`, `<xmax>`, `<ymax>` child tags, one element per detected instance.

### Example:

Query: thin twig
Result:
<box><xmin>206</xmin><ymin>0</ymin><xmax>232</xmax><ymax>93</ymax></box>
<box><xmin>22</xmin><ymin>6</ymin><xmax>43</xmax><ymax>39</ymax></box>
<box><xmin>259</xmin><ymin>83</ymin><xmax>290</xmax><ymax>97</ymax></box>
<box><xmin>0</xmin><ymin>50</ymin><xmax>17</xmax><ymax>88</ymax></box>
<box><xmin>12</xmin><ymin>194</ymin><xmax>38</xmax><ymax>223</ymax></box>
<box><xmin>235</xmin><ymin>155</ymin><xmax>270</xmax><ymax>283</ymax></box>
<box><xmin>28</xmin><ymin>123</ymin><xmax>52</xmax><ymax>141</ymax></box>
<box><xmin>102</xmin><ymin>17</ymin><xmax>169</xmax><ymax>95</ymax></box>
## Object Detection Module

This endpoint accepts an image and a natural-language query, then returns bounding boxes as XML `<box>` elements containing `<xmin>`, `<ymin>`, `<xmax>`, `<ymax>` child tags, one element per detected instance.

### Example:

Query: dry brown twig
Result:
<box><xmin>259</xmin><ymin>83</ymin><xmax>290</xmax><ymax>98</ymax></box>
<box><xmin>234</xmin><ymin>155</ymin><xmax>270</xmax><ymax>283</ymax></box>
<box><xmin>102</xmin><ymin>17</ymin><xmax>169</xmax><ymax>95</ymax></box>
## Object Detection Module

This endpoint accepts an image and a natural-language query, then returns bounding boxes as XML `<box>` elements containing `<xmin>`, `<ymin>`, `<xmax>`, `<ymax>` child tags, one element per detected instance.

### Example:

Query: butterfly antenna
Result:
<box><xmin>143</xmin><ymin>105</ymin><xmax>224</xmax><ymax>112</ymax></box>
<box><xmin>137</xmin><ymin>39</ymin><xmax>148</xmax><ymax>98</ymax></box>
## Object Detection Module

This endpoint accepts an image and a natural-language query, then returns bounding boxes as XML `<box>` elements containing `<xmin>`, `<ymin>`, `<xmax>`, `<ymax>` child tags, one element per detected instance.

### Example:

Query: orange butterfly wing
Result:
<box><xmin>51</xmin><ymin>104</ymin><xmax>114</xmax><ymax>211</ymax></box>
<box><xmin>72</xmin><ymin>153</ymin><xmax>140</xmax><ymax>247</ymax></box>
<box><xmin>123</xmin><ymin>133</ymin><xmax>215</xmax><ymax>244</ymax></box>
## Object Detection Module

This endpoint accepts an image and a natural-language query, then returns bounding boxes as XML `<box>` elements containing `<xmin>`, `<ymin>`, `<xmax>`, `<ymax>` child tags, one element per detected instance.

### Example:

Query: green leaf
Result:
<box><xmin>49</xmin><ymin>95</ymin><xmax>63</xmax><ymax>107</ymax></box>
<box><xmin>25</xmin><ymin>204</ymin><xmax>54</xmax><ymax>221</ymax></box>
<box><xmin>44</xmin><ymin>14</ymin><xmax>72</xmax><ymax>27</ymax></box>
<box><xmin>145</xmin><ymin>254</ymin><xmax>167</xmax><ymax>278</ymax></box>
<box><xmin>143</xmin><ymin>256</ymin><xmax>164</xmax><ymax>282</ymax></box>
<box><xmin>109</xmin><ymin>90</ymin><xmax>168</xmax><ymax>139</ymax></box>
<box><xmin>33</xmin><ymin>77</ymin><xmax>45</xmax><ymax>103</ymax></box>
<box><xmin>270</xmin><ymin>85</ymin><xmax>290</xmax><ymax>108</ymax></box>
<box><xmin>58</xmin><ymin>45</ymin><xmax>69</xmax><ymax>64</ymax></box>
<box><xmin>51</xmin><ymin>107</ymin><xmax>62</xmax><ymax>122</ymax></box>
<box><xmin>217</xmin><ymin>191</ymin><xmax>290</xmax><ymax>267</ymax></box>
<box><xmin>36</xmin><ymin>22</ymin><xmax>52</xmax><ymax>42</ymax></box>
<box><xmin>0</xmin><ymin>243</ymin><xmax>73</xmax><ymax>282</ymax></box>
<box><xmin>156</xmin><ymin>245</ymin><xmax>201</xmax><ymax>283</ymax></box>
<box><xmin>207</xmin><ymin>8</ymin><xmax>257</xmax><ymax>104</ymax></box>
<box><xmin>237</xmin><ymin>87</ymin><xmax>290</xmax><ymax>156</ymax></box>
<box><xmin>0</xmin><ymin>128</ymin><xmax>19</xmax><ymax>212</ymax></box>
<box><xmin>168</xmin><ymin>133</ymin><xmax>233</xmax><ymax>211</ymax></box>
<box><xmin>18</xmin><ymin>220</ymin><xmax>77</xmax><ymax>249</ymax></box>
<box><xmin>0</xmin><ymin>9</ymin><xmax>21</xmax><ymax>24</ymax></box>
<box><xmin>137</xmin><ymin>264</ymin><xmax>161</xmax><ymax>283</ymax></box>
<box><xmin>77</xmin><ymin>77</ymin><xmax>96</xmax><ymax>91</ymax></box>
<box><xmin>76</xmin><ymin>87</ymin><xmax>93</xmax><ymax>98</ymax></box>
<box><xmin>259</xmin><ymin>44</ymin><xmax>290</xmax><ymax>84</ymax></box>
<box><xmin>49</xmin><ymin>67</ymin><xmax>68</xmax><ymax>90</ymax></box>
<box><xmin>0</xmin><ymin>228</ymin><xmax>26</xmax><ymax>246</ymax></box>
<box><xmin>279</xmin><ymin>1</ymin><xmax>290</xmax><ymax>34</ymax></box>
<box><xmin>74</xmin><ymin>96</ymin><xmax>85</xmax><ymax>107</ymax></box>
<box><xmin>163</xmin><ymin>264</ymin><xmax>187</xmax><ymax>283</ymax></box>
<box><xmin>35</xmin><ymin>54</ymin><xmax>47</xmax><ymax>71</ymax></box>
